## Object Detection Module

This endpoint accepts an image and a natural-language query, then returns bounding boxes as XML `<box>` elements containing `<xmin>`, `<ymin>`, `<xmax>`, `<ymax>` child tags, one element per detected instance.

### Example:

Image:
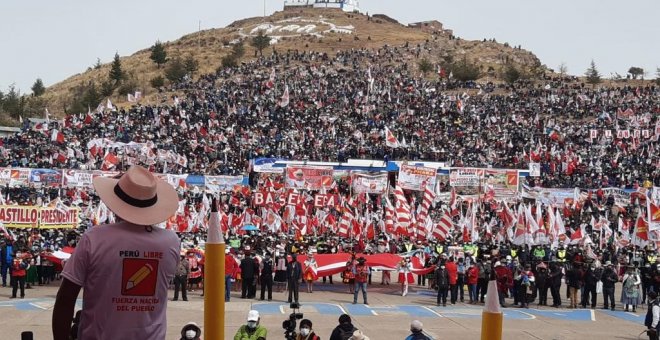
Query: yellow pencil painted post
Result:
<box><xmin>481</xmin><ymin>280</ymin><xmax>503</xmax><ymax>340</ymax></box>
<box><xmin>204</xmin><ymin>199</ymin><xmax>225</xmax><ymax>340</ymax></box>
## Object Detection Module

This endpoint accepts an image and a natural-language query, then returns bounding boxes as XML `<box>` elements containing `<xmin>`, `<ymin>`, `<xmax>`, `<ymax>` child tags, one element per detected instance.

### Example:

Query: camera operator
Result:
<box><xmin>234</xmin><ymin>310</ymin><xmax>267</xmax><ymax>340</ymax></box>
<box><xmin>282</xmin><ymin>303</ymin><xmax>304</xmax><ymax>340</ymax></box>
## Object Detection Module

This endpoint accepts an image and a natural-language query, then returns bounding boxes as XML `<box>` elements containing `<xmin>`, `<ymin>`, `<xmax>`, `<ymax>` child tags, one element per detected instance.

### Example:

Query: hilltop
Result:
<box><xmin>13</xmin><ymin>8</ymin><xmax>545</xmax><ymax>121</ymax></box>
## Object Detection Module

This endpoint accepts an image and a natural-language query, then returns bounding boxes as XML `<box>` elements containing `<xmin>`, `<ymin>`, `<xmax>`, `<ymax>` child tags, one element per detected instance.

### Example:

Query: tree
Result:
<box><xmin>558</xmin><ymin>62</ymin><xmax>568</xmax><ymax>77</ymax></box>
<box><xmin>150</xmin><ymin>75</ymin><xmax>165</xmax><ymax>88</ymax></box>
<box><xmin>502</xmin><ymin>64</ymin><xmax>521</xmax><ymax>84</ymax></box>
<box><xmin>251</xmin><ymin>31</ymin><xmax>271</xmax><ymax>57</ymax></box>
<box><xmin>450</xmin><ymin>58</ymin><xmax>481</xmax><ymax>81</ymax></box>
<box><xmin>221</xmin><ymin>54</ymin><xmax>238</xmax><ymax>69</ymax></box>
<box><xmin>150</xmin><ymin>41</ymin><xmax>168</xmax><ymax>68</ymax></box>
<box><xmin>417</xmin><ymin>58</ymin><xmax>433</xmax><ymax>77</ymax></box>
<box><xmin>94</xmin><ymin>58</ymin><xmax>102</xmax><ymax>70</ymax></box>
<box><xmin>100</xmin><ymin>80</ymin><xmax>115</xmax><ymax>97</ymax></box>
<box><xmin>109</xmin><ymin>52</ymin><xmax>124</xmax><ymax>84</ymax></box>
<box><xmin>232</xmin><ymin>41</ymin><xmax>245</xmax><ymax>60</ymax></box>
<box><xmin>31</xmin><ymin>78</ymin><xmax>46</xmax><ymax>97</ymax></box>
<box><xmin>165</xmin><ymin>57</ymin><xmax>187</xmax><ymax>83</ymax></box>
<box><xmin>656</xmin><ymin>68</ymin><xmax>660</xmax><ymax>85</ymax></box>
<box><xmin>184</xmin><ymin>55</ymin><xmax>199</xmax><ymax>76</ymax></box>
<box><xmin>585</xmin><ymin>60</ymin><xmax>601</xmax><ymax>87</ymax></box>
<box><xmin>628</xmin><ymin>66</ymin><xmax>644</xmax><ymax>80</ymax></box>
<box><xmin>1</xmin><ymin>85</ymin><xmax>26</xmax><ymax>119</ymax></box>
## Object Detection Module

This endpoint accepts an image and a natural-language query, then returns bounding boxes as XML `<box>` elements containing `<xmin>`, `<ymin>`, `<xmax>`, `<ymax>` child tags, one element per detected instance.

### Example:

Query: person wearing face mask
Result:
<box><xmin>234</xmin><ymin>310</ymin><xmax>267</xmax><ymax>340</ymax></box>
<box><xmin>296</xmin><ymin>319</ymin><xmax>320</xmax><ymax>340</ymax></box>
<box><xmin>434</xmin><ymin>260</ymin><xmax>449</xmax><ymax>306</ymax></box>
<box><xmin>397</xmin><ymin>258</ymin><xmax>414</xmax><ymax>296</ymax></box>
<box><xmin>10</xmin><ymin>251</ymin><xmax>29</xmax><ymax>299</ymax></box>
<box><xmin>179</xmin><ymin>322</ymin><xmax>201</xmax><ymax>340</ymax></box>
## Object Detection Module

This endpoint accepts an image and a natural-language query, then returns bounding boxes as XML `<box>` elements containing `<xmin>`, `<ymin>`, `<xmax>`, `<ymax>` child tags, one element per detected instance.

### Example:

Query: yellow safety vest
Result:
<box><xmin>648</xmin><ymin>255</ymin><xmax>657</xmax><ymax>264</ymax></box>
<box><xmin>436</xmin><ymin>246</ymin><xmax>444</xmax><ymax>254</ymax></box>
<box><xmin>405</xmin><ymin>243</ymin><xmax>413</xmax><ymax>252</ymax></box>
<box><xmin>511</xmin><ymin>249</ymin><xmax>518</xmax><ymax>258</ymax></box>
<box><xmin>557</xmin><ymin>250</ymin><xmax>566</xmax><ymax>262</ymax></box>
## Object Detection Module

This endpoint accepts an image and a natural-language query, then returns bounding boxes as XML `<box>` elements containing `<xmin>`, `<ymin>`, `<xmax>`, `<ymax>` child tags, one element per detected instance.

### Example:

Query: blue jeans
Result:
<box><xmin>353</xmin><ymin>282</ymin><xmax>368</xmax><ymax>304</ymax></box>
<box><xmin>225</xmin><ymin>275</ymin><xmax>232</xmax><ymax>302</ymax></box>
<box><xmin>469</xmin><ymin>284</ymin><xmax>478</xmax><ymax>302</ymax></box>
<box><xmin>1</xmin><ymin>264</ymin><xmax>8</xmax><ymax>286</ymax></box>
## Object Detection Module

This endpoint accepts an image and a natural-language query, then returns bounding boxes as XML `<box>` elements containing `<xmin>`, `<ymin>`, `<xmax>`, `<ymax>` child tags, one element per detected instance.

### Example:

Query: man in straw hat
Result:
<box><xmin>52</xmin><ymin>165</ymin><xmax>181</xmax><ymax>340</ymax></box>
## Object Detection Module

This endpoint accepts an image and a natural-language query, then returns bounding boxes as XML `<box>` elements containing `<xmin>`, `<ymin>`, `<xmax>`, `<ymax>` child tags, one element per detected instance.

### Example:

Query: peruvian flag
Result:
<box><xmin>51</xmin><ymin>129</ymin><xmax>65</xmax><ymax>143</ymax></box>
<box><xmin>384</xmin><ymin>126</ymin><xmax>400</xmax><ymax>148</ymax></box>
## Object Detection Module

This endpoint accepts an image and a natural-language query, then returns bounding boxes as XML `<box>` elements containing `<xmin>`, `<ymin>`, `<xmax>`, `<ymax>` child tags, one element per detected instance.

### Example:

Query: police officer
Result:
<box><xmin>556</xmin><ymin>246</ymin><xmax>567</xmax><ymax>264</ymax></box>
<box><xmin>259</xmin><ymin>252</ymin><xmax>274</xmax><ymax>301</ymax></box>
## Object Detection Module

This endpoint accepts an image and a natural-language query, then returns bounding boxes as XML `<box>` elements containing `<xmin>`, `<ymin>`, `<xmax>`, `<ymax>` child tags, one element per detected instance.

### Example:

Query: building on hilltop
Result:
<box><xmin>284</xmin><ymin>0</ymin><xmax>360</xmax><ymax>12</ymax></box>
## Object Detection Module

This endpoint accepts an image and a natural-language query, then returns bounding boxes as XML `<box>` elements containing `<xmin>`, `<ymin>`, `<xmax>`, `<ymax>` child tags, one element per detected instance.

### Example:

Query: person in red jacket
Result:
<box><xmin>225</xmin><ymin>248</ymin><xmax>238</xmax><ymax>302</ymax></box>
<box><xmin>10</xmin><ymin>251</ymin><xmax>28</xmax><ymax>299</ymax></box>
<box><xmin>467</xmin><ymin>262</ymin><xmax>479</xmax><ymax>304</ymax></box>
<box><xmin>445</xmin><ymin>257</ymin><xmax>458</xmax><ymax>304</ymax></box>
<box><xmin>495</xmin><ymin>261</ymin><xmax>513</xmax><ymax>307</ymax></box>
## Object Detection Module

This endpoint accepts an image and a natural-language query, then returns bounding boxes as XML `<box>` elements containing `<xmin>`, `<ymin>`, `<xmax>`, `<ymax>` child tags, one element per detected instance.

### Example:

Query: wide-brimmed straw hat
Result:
<box><xmin>93</xmin><ymin>165</ymin><xmax>178</xmax><ymax>226</ymax></box>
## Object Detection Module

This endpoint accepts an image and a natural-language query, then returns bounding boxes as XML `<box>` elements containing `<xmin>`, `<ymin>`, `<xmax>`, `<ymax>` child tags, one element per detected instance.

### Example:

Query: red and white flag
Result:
<box><xmin>279</xmin><ymin>85</ymin><xmax>290</xmax><ymax>108</ymax></box>
<box><xmin>384</xmin><ymin>126</ymin><xmax>400</xmax><ymax>148</ymax></box>
<box><xmin>101</xmin><ymin>152</ymin><xmax>119</xmax><ymax>170</ymax></box>
<box><xmin>433</xmin><ymin>210</ymin><xmax>453</xmax><ymax>240</ymax></box>
<box><xmin>50</xmin><ymin>129</ymin><xmax>65</xmax><ymax>143</ymax></box>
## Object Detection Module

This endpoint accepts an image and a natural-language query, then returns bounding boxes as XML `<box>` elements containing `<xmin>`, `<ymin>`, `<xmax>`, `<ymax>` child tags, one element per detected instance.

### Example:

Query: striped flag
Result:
<box><xmin>338</xmin><ymin>201</ymin><xmax>354</xmax><ymax>238</ymax></box>
<box><xmin>433</xmin><ymin>210</ymin><xmax>453</xmax><ymax>241</ymax></box>
<box><xmin>394</xmin><ymin>186</ymin><xmax>411</xmax><ymax>234</ymax></box>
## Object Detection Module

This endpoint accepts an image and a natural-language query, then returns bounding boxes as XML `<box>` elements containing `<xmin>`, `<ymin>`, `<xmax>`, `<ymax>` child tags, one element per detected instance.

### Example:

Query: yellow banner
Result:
<box><xmin>0</xmin><ymin>205</ymin><xmax>79</xmax><ymax>229</ymax></box>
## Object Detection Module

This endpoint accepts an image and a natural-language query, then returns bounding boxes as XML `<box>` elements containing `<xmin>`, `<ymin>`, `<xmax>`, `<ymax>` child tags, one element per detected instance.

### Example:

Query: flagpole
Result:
<box><xmin>204</xmin><ymin>197</ymin><xmax>225</xmax><ymax>340</ymax></box>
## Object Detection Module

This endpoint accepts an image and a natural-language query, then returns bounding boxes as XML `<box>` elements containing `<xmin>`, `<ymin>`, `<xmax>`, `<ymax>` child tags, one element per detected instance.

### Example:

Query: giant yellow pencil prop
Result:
<box><xmin>481</xmin><ymin>279</ymin><xmax>503</xmax><ymax>340</ymax></box>
<box><xmin>204</xmin><ymin>198</ymin><xmax>225</xmax><ymax>340</ymax></box>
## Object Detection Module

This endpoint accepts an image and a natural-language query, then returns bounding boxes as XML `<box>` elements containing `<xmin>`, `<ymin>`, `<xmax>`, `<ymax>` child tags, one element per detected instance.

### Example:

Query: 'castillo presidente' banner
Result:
<box><xmin>0</xmin><ymin>205</ymin><xmax>79</xmax><ymax>229</ymax></box>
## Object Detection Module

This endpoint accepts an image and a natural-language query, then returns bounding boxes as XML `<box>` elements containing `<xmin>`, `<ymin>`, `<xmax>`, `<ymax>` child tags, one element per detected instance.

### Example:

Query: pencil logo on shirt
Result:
<box><xmin>121</xmin><ymin>259</ymin><xmax>159</xmax><ymax>296</ymax></box>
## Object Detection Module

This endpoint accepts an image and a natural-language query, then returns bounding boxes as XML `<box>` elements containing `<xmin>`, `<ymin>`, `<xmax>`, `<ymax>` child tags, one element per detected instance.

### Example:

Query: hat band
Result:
<box><xmin>114</xmin><ymin>184</ymin><xmax>158</xmax><ymax>208</ymax></box>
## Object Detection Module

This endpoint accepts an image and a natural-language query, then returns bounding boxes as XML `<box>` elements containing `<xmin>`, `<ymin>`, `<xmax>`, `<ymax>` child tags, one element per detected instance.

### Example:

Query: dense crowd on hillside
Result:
<box><xmin>0</xmin><ymin>43</ymin><xmax>659</xmax><ymax>188</ymax></box>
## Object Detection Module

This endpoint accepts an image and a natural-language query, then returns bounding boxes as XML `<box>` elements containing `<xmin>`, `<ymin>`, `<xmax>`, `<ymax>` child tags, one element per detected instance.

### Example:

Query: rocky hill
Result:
<box><xmin>36</xmin><ymin>7</ymin><xmax>543</xmax><ymax>117</ymax></box>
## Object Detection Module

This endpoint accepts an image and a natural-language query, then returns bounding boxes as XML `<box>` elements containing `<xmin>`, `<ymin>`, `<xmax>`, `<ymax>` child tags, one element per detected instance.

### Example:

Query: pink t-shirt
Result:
<box><xmin>62</xmin><ymin>221</ymin><xmax>179</xmax><ymax>340</ymax></box>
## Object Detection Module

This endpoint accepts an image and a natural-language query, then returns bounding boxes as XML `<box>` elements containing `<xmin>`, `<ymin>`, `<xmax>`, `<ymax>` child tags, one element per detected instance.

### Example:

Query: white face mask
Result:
<box><xmin>247</xmin><ymin>321</ymin><xmax>258</xmax><ymax>329</ymax></box>
<box><xmin>300</xmin><ymin>328</ymin><xmax>310</xmax><ymax>336</ymax></box>
<box><xmin>185</xmin><ymin>330</ymin><xmax>197</xmax><ymax>339</ymax></box>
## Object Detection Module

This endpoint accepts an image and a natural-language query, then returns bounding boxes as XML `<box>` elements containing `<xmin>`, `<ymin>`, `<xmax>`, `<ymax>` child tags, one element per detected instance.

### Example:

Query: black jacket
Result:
<box><xmin>240</xmin><ymin>257</ymin><xmax>258</xmax><ymax>279</ymax></box>
<box><xmin>287</xmin><ymin>260</ymin><xmax>302</xmax><ymax>282</ymax></box>
<box><xmin>329</xmin><ymin>323</ymin><xmax>357</xmax><ymax>340</ymax></box>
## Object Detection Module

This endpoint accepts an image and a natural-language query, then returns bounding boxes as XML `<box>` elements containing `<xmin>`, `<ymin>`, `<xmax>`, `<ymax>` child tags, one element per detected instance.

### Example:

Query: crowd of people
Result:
<box><xmin>0</xmin><ymin>42</ymin><xmax>658</xmax><ymax>188</ymax></box>
<box><xmin>0</xmin><ymin>39</ymin><xmax>659</xmax><ymax>339</ymax></box>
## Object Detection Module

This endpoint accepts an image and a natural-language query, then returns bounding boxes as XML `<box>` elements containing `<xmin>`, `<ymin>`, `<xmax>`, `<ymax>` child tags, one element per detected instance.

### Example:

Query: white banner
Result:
<box><xmin>398</xmin><ymin>165</ymin><xmax>437</xmax><ymax>192</ymax></box>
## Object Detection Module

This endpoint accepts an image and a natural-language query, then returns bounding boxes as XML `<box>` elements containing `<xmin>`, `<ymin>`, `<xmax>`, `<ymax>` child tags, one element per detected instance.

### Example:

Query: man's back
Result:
<box><xmin>62</xmin><ymin>222</ymin><xmax>179</xmax><ymax>339</ymax></box>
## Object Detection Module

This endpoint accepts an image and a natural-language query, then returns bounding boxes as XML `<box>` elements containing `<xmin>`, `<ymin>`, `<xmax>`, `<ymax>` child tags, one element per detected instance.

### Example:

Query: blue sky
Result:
<box><xmin>0</xmin><ymin>0</ymin><xmax>658</xmax><ymax>93</ymax></box>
